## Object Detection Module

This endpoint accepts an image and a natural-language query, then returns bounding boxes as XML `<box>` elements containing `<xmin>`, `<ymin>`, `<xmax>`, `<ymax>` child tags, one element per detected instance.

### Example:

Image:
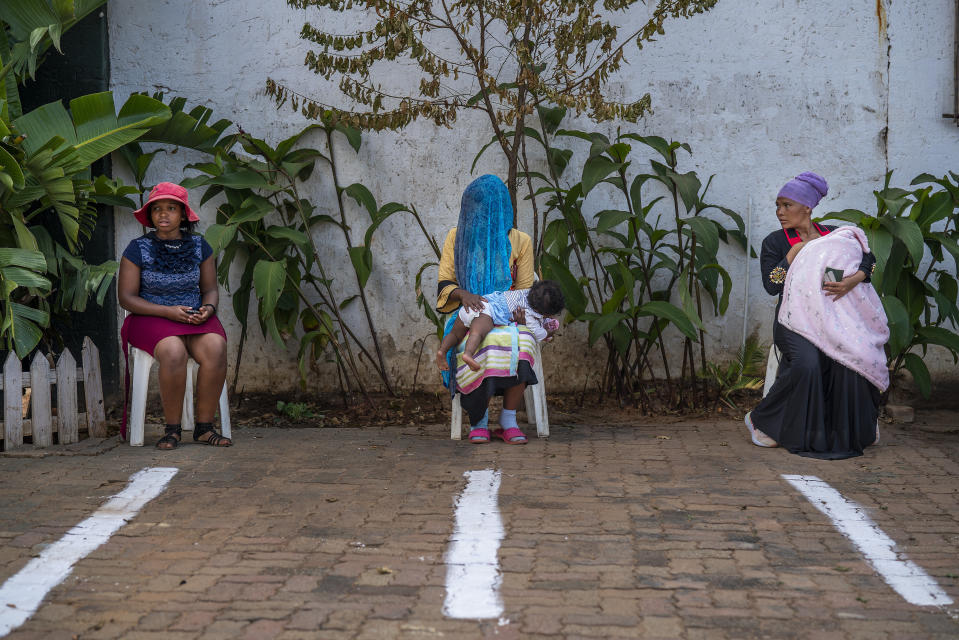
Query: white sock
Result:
<box><xmin>499</xmin><ymin>408</ymin><xmax>518</xmax><ymax>430</ymax></box>
<box><xmin>473</xmin><ymin>410</ymin><xmax>489</xmax><ymax>430</ymax></box>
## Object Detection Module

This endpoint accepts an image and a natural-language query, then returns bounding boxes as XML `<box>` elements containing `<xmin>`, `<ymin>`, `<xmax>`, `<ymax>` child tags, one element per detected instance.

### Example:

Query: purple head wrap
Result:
<box><xmin>777</xmin><ymin>172</ymin><xmax>828</xmax><ymax>209</ymax></box>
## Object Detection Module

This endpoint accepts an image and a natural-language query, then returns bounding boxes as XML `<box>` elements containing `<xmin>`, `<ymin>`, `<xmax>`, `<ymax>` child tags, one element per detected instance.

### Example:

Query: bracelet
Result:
<box><xmin>201</xmin><ymin>303</ymin><xmax>216</xmax><ymax>314</ymax></box>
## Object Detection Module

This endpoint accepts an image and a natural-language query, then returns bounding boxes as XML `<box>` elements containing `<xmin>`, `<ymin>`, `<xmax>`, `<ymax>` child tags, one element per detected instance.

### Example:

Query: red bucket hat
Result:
<box><xmin>133</xmin><ymin>182</ymin><xmax>200</xmax><ymax>227</ymax></box>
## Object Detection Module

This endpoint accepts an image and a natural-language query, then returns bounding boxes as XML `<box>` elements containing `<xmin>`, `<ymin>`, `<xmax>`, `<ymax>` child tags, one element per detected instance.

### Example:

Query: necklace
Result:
<box><xmin>150</xmin><ymin>231</ymin><xmax>186</xmax><ymax>249</ymax></box>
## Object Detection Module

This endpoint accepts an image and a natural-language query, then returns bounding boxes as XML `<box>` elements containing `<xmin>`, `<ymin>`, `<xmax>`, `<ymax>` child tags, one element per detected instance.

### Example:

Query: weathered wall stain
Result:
<box><xmin>877</xmin><ymin>0</ymin><xmax>887</xmax><ymax>40</ymax></box>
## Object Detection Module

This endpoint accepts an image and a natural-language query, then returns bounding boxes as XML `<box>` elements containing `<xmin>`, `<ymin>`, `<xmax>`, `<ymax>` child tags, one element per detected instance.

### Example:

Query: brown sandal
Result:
<box><xmin>193</xmin><ymin>422</ymin><xmax>232</xmax><ymax>447</ymax></box>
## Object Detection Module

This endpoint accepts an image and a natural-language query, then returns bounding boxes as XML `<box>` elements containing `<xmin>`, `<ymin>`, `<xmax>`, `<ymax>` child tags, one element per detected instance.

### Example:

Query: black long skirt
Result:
<box><xmin>459</xmin><ymin>361</ymin><xmax>538</xmax><ymax>426</ymax></box>
<box><xmin>751</xmin><ymin>320</ymin><xmax>880</xmax><ymax>460</ymax></box>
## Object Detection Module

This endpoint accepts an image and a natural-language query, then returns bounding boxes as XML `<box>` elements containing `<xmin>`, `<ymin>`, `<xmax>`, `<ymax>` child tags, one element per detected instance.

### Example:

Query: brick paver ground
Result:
<box><xmin>1</xmin><ymin>416</ymin><xmax>957</xmax><ymax>639</ymax></box>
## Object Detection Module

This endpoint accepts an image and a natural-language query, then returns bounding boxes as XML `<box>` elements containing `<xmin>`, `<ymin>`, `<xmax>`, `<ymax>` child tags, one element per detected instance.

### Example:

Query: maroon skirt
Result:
<box><xmin>120</xmin><ymin>314</ymin><xmax>227</xmax><ymax>439</ymax></box>
<box><xmin>121</xmin><ymin>314</ymin><xmax>226</xmax><ymax>355</ymax></box>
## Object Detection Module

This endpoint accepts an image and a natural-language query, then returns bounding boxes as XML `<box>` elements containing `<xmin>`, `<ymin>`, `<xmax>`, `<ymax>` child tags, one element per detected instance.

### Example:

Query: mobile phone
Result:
<box><xmin>823</xmin><ymin>267</ymin><xmax>844</xmax><ymax>283</ymax></box>
<box><xmin>185</xmin><ymin>308</ymin><xmax>201</xmax><ymax>315</ymax></box>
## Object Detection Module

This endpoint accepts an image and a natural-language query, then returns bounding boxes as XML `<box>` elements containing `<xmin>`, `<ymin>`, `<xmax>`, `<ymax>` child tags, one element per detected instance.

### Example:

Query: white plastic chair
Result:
<box><xmin>450</xmin><ymin>339</ymin><xmax>549</xmax><ymax>439</ymax></box>
<box><xmin>762</xmin><ymin>344</ymin><xmax>782</xmax><ymax>397</ymax></box>
<box><xmin>127</xmin><ymin>345</ymin><xmax>231</xmax><ymax>446</ymax></box>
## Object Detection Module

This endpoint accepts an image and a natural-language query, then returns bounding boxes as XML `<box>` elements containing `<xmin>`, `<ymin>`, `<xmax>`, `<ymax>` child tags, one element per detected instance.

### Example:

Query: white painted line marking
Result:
<box><xmin>783</xmin><ymin>474</ymin><xmax>953</xmax><ymax>607</ymax></box>
<box><xmin>444</xmin><ymin>469</ymin><xmax>504</xmax><ymax>619</ymax></box>
<box><xmin>0</xmin><ymin>467</ymin><xmax>178</xmax><ymax>637</ymax></box>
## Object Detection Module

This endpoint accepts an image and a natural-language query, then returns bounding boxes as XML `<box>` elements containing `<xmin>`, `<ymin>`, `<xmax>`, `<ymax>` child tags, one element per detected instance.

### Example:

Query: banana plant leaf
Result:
<box><xmin>0</xmin><ymin>247</ymin><xmax>52</xmax><ymax>357</ymax></box>
<box><xmin>3</xmin><ymin>301</ymin><xmax>49</xmax><ymax>358</ymax></box>
<box><xmin>0</xmin><ymin>0</ymin><xmax>108</xmax><ymax>81</ymax></box>
<box><xmin>13</xmin><ymin>92</ymin><xmax>170</xmax><ymax>172</ymax></box>
<box><xmin>1</xmin><ymin>39</ymin><xmax>24</xmax><ymax>120</ymax></box>
<box><xmin>0</xmin><ymin>145</ymin><xmax>25</xmax><ymax>192</ymax></box>
<box><xmin>135</xmin><ymin>95</ymin><xmax>235</xmax><ymax>153</ymax></box>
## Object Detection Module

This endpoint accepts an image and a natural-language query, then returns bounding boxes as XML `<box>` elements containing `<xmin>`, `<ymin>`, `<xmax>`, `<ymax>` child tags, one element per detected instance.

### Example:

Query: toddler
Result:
<box><xmin>436</xmin><ymin>279</ymin><xmax>565</xmax><ymax>372</ymax></box>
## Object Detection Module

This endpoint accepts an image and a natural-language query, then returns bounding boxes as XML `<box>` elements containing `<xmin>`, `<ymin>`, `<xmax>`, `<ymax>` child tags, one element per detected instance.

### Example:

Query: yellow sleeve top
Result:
<box><xmin>436</xmin><ymin>227</ymin><xmax>534</xmax><ymax>313</ymax></box>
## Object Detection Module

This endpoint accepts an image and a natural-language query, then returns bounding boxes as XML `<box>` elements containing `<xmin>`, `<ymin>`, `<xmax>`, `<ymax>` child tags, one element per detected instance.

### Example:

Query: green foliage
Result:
<box><xmin>172</xmin><ymin>116</ymin><xmax>436</xmax><ymax>400</ymax></box>
<box><xmin>268</xmin><ymin>0</ymin><xmax>718</xmax><ymax>213</ymax></box>
<box><xmin>0</xmin><ymin>17</ymin><xmax>171</xmax><ymax>358</ymax></box>
<box><xmin>118</xmin><ymin>95</ymin><xmax>445</xmax><ymax>401</ymax></box>
<box><xmin>414</xmin><ymin>258</ymin><xmax>444</xmax><ymax>343</ymax></box>
<box><xmin>117</xmin><ymin>93</ymin><xmax>239</xmax><ymax>197</ymax></box>
<box><xmin>701</xmin><ymin>331</ymin><xmax>766</xmax><ymax>410</ymax></box>
<box><xmin>819</xmin><ymin>171</ymin><xmax>959</xmax><ymax>398</ymax></box>
<box><xmin>0</xmin><ymin>247</ymin><xmax>50</xmax><ymax>357</ymax></box>
<box><xmin>271</xmin><ymin>0</ymin><xmax>719</xmax><ymax>127</ymax></box>
<box><xmin>489</xmin><ymin>106</ymin><xmax>746</xmax><ymax>407</ymax></box>
<box><xmin>0</xmin><ymin>91</ymin><xmax>167</xmax><ymax>359</ymax></box>
<box><xmin>268</xmin><ymin>0</ymin><xmax>725</xmax><ymax>380</ymax></box>
<box><xmin>1</xmin><ymin>3</ymin><xmax>173</xmax><ymax>358</ymax></box>
<box><xmin>276</xmin><ymin>400</ymin><xmax>318</xmax><ymax>420</ymax></box>
<box><xmin>0</xmin><ymin>1</ymin><xmax>109</xmax><ymax>100</ymax></box>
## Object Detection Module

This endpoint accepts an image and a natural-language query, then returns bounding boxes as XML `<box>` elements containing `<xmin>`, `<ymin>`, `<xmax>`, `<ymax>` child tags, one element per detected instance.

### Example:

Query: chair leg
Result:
<box><xmin>533</xmin><ymin>386</ymin><xmax>548</xmax><ymax>437</ymax></box>
<box><xmin>524</xmin><ymin>384</ymin><xmax>537</xmax><ymax>427</ymax></box>
<box><xmin>182</xmin><ymin>359</ymin><xmax>197</xmax><ymax>431</ymax></box>
<box><xmin>532</xmin><ymin>347</ymin><xmax>549</xmax><ymax>438</ymax></box>
<box><xmin>128</xmin><ymin>347</ymin><xmax>153</xmax><ymax>447</ymax></box>
<box><xmin>218</xmin><ymin>383</ymin><xmax>231</xmax><ymax>439</ymax></box>
<box><xmin>451</xmin><ymin>393</ymin><xmax>462</xmax><ymax>440</ymax></box>
<box><xmin>762</xmin><ymin>344</ymin><xmax>782</xmax><ymax>398</ymax></box>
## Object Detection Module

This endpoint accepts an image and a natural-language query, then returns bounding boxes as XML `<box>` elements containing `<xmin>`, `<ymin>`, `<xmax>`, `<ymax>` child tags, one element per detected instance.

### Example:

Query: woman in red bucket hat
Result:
<box><xmin>117</xmin><ymin>182</ymin><xmax>231</xmax><ymax>449</ymax></box>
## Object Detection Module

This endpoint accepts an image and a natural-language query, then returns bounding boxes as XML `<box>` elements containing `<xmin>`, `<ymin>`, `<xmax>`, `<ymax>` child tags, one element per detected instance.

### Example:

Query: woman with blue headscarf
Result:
<box><xmin>436</xmin><ymin>175</ymin><xmax>537</xmax><ymax>443</ymax></box>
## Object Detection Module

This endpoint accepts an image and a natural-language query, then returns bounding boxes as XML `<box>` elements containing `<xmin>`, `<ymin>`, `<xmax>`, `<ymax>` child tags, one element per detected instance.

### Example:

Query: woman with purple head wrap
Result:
<box><xmin>777</xmin><ymin>171</ymin><xmax>829</xmax><ymax>210</ymax></box>
<box><xmin>744</xmin><ymin>172</ymin><xmax>882</xmax><ymax>459</ymax></box>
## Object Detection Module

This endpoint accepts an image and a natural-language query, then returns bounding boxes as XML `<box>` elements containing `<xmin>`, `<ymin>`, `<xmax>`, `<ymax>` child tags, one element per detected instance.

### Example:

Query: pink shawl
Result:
<box><xmin>778</xmin><ymin>226</ymin><xmax>890</xmax><ymax>391</ymax></box>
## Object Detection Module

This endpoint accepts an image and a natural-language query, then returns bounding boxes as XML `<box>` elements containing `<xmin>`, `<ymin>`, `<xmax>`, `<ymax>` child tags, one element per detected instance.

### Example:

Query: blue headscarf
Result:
<box><xmin>454</xmin><ymin>175</ymin><xmax>514</xmax><ymax>296</ymax></box>
<box><xmin>443</xmin><ymin>175</ymin><xmax>515</xmax><ymax>389</ymax></box>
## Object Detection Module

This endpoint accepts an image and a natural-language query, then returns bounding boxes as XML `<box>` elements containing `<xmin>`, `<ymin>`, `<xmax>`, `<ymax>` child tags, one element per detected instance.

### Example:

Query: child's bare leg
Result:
<box><xmin>462</xmin><ymin>314</ymin><xmax>494</xmax><ymax>371</ymax></box>
<box><xmin>436</xmin><ymin>318</ymin><xmax>469</xmax><ymax>371</ymax></box>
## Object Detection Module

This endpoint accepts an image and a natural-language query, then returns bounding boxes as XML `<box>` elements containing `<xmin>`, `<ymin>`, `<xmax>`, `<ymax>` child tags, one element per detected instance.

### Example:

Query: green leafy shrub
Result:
<box><xmin>276</xmin><ymin>400</ymin><xmax>318</xmax><ymax>420</ymax></box>
<box><xmin>119</xmin><ymin>97</ymin><xmax>444</xmax><ymax>402</ymax></box>
<box><xmin>181</xmin><ymin>119</ymin><xmax>437</xmax><ymax>401</ymax></box>
<box><xmin>701</xmin><ymin>332</ymin><xmax>767</xmax><ymax>410</ymax></box>
<box><xmin>818</xmin><ymin>171</ymin><xmax>959</xmax><ymax>397</ymax></box>
<box><xmin>2</xmin><ymin>3</ymin><xmax>171</xmax><ymax>357</ymax></box>
<box><xmin>483</xmin><ymin>106</ymin><xmax>747</xmax><ymax>408</ymax></box>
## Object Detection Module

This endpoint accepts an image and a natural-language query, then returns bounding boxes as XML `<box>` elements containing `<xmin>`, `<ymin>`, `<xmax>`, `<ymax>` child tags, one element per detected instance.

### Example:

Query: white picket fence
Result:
<box><xmin>1</xmin><ymin>337</ymin><xmax>106</xmax><ymax>450</ymax></box>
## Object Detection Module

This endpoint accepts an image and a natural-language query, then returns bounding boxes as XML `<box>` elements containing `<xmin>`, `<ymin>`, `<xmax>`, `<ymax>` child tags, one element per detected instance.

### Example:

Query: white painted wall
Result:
<box><xmin>109</xmin><ymin>0</ymin><xmax>959</xmax><ymax>393</ymax></box>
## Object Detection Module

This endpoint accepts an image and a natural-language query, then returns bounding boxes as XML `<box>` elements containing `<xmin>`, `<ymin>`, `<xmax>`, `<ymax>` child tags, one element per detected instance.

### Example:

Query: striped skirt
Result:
<box><xmin>453</xmin><ymin>324</ymin><xmax>539</xmax><ymax>426</ymax></box>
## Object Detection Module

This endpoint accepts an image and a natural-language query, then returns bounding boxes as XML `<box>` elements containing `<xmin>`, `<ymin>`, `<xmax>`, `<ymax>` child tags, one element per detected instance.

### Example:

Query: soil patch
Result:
<box><xmin>100</xmin><ymin>388</ymin><xmax>955</xmax><ymax>434</ymax></box>
<box><xmin>98</xmin><ymin>388</ymin><xmax>761</xmax><ymax>437</ymax></box>
<box><xmin>224</xmin><ymin>389</ymin><xmax>757</xmax><ymax>429</ymax></box>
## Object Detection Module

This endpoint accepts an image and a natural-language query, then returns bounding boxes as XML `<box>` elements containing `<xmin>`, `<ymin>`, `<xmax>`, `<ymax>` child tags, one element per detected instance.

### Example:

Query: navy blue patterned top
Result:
<box><xmin>122</xmin><ymin>232</ymin><xmax>213</xmax><ymax>308</ymax></box>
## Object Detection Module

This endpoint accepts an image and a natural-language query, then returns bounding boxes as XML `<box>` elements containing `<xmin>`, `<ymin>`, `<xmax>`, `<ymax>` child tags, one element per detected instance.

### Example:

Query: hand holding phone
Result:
<box><xmin>823</xmin><ymin>267</ymin><xmax>844</xmax><ymax>285</ymax></box>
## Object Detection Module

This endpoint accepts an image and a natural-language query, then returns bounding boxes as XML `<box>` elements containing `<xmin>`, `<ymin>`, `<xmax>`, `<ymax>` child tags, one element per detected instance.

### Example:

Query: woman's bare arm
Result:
<box><xmin>190</xmin><ymin>257</ymin><xmax>220</xmax><ymax>323</ymax></box>
<box><xmin>117</xmin><ymin>257</ymin><xmax>193</xmax><ymax>322</ymax></box>
<box><xmin>823</xmin><ymin>270</ymin><xmax>867</xmax><ymax>300</ymax></box>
